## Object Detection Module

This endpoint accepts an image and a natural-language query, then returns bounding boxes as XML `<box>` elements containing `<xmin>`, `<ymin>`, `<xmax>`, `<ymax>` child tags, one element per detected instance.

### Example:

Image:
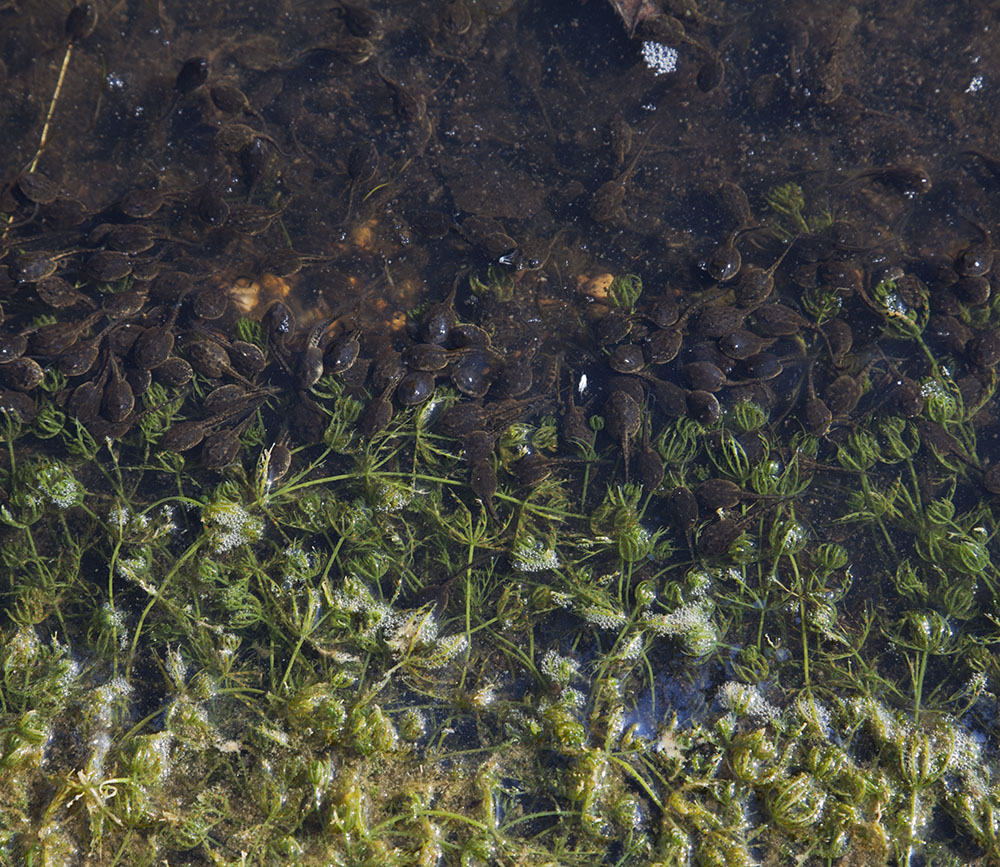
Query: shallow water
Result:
<box><xmin>2</xmin><ymin>1</ymin><xmax>1000</xmax><ymax>865</ymax></box>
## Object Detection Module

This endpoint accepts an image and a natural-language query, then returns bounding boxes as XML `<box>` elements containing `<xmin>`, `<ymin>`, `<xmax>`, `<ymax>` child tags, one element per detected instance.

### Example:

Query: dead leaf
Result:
<box><xmin>606</xmin><ymin>0</ymin><xmax>660</xmax><ymax>37</ymax></box>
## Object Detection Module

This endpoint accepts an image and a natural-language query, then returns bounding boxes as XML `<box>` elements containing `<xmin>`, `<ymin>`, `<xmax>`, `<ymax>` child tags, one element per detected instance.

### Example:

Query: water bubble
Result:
<box><xmin>642</xmin><ymin>42</ymin><xmax>679</xmax><ymax>75</ymax></box>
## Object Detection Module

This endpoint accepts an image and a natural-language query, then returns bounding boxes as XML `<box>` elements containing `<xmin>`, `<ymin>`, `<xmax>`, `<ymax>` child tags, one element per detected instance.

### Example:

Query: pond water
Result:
<box><xmin>1</xmin><ymin>1</ymin><xmax>1000</xmax><ymax>865</ymax></box>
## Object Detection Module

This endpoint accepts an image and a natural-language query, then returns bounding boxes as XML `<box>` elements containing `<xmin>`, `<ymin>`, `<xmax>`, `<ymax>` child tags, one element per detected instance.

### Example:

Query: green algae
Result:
<box><xmin>1</xmin><ymin>270</ymin><xmax>999</xmax><ymax>867</ymax></box>
<box><xmin>2</xmin><ymin>0</ymin><xmax>1000</xmax><ymax>858</ymax></box>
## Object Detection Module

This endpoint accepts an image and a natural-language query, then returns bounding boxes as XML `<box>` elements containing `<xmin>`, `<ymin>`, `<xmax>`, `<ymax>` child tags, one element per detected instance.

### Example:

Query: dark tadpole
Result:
<box><xmin>65</xmin><ymin>3</ymin><xmax>98</xmax><ymax>41</ymax></box>
<box><xmin>175</xmin><ymin>57</ymin><xmax>209</xmax><ymax>94</ymax></box>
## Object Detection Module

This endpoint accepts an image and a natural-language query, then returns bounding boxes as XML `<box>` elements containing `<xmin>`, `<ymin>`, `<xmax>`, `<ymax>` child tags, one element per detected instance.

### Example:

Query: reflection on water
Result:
<box><xmin>1</xmin><ymin>0</ymin><xmax>1000</xmax><ymax>863</ymax></box>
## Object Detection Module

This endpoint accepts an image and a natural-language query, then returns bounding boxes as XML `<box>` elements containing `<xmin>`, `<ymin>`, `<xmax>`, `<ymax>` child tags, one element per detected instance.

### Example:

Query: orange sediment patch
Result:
<box><xmin>578</xmin><ymin>273</ymin><xmax>615</xmax><ymax>302</ymax></box>
<box><xmin>350</xmin><ymin>220</ymin><xmax>377</xmax><ymax>251</ymax></box>
<box><xmin>228</xmin><ymin>273</ymin><xmax>293</xmax><ymax>316</ymax></box>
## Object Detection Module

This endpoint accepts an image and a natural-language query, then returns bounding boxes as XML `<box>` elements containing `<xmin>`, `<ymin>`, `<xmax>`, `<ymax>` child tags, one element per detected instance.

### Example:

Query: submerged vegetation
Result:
<box><xmin>2</xmin><ymin>222</ymin><xmax>1000</xmax><ymax>865</ymax></box>
<box><xmin>2</xmin><ymin>0</ymin><xmax>1000</xmax><ymax>864</ymax></box>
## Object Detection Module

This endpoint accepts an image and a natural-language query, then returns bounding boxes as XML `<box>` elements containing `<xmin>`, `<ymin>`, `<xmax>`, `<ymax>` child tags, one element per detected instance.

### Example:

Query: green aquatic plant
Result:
<box><xmin>0</xmin><ymin>271</ymin><xmax>999</xmax><ymax>867</ymax></box>
<box><xmin>468</xmin><ymin>264</ymin><xmax>516</xmax><ymax>301</ymax></box>
<box><xmin>608</xmin><ymin>273</ymin><xmax>643</xmax><ymax>314</ymax></box>
<box><xmin>869</xmin><ymin>275</ymin><xmax>930</xmax><ymax>341</ymax></box>
<box><xmin>765</xmin><ymin>181</ymin><xmax>833</xmax><ymax>239</ymax></box>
